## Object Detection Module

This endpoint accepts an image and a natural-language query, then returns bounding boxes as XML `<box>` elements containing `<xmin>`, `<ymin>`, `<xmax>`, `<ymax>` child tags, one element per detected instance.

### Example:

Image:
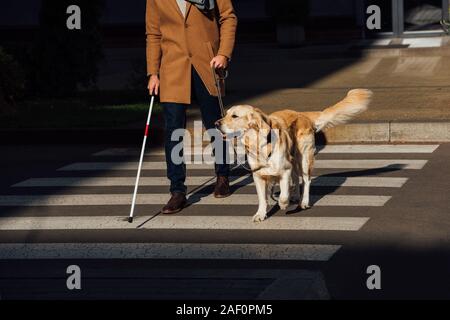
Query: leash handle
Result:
<box><xmin>211</xmin><ymin>65</ymin><xmax>226</xmax><ymax>117</ymax></box>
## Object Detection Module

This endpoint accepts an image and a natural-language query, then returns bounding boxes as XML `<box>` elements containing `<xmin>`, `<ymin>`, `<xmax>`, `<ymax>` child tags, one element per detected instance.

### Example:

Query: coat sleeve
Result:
<box><xmin>216</xmin><ymin>0</ymin><xmax>238</xmax><ymax>60</ymax></box>
<box><xmin>146</xmin><ymin>0</ymin><xmax>162</xmax><ymax>76</ymax></box>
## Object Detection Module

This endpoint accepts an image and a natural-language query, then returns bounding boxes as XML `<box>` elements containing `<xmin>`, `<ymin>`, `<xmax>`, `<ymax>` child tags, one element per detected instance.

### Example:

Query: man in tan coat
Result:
<box><xmin>146</xmin><ymin>0</ymin><xmax>238</xmax><ymax>214</ymax></box>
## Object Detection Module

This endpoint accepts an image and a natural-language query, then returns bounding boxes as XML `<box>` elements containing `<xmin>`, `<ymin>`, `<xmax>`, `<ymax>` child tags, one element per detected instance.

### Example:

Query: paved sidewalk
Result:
<box><xmin>225</xmin><ymin>37</ymin><xmax>450</xmax><ymax>122</ymax></box>
<box><xmin>93</xmin><ymin>36</ymin><xmax>450</xmax><ymax>124</ymax></box>
<box><xmin>96</xmin><ymin>36</ymin><xmax>450</xmax><ymax>123</ymax></box>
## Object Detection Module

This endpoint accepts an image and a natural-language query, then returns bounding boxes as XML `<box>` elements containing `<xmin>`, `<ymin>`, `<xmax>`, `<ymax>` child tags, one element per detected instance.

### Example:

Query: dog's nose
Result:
<box><xmin>215</xmin><ymin>120</ymin><xmax>221</xmax><ymax>128</ymax></box>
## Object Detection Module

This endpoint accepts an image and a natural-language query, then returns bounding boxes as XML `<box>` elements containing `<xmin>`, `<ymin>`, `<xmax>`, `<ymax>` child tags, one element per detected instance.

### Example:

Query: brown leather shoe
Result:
<box><xmin>214</xmin><ymin>176</ymin><xmax>231</xmax><ymax>198</ymax></box>
<box><xmin>162</xmin><ymin>192</ymin><xmax>187</xmax><ymax>214</ymax></box>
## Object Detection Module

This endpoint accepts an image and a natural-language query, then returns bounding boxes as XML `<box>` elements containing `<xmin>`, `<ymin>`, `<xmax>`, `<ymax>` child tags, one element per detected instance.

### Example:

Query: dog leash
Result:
<box><xmin>211</xmin><ymin>65</ymin><xmax>227</xmax><ymax>117</ymax></box>
<box><xmin>211</xmin><ymin>65</ymin><xmax>276</xmax><ymax>175</ymax></box>
<box><xmin>211</xmin><ymin>66</ymin><xmax>279</xmax><ymax>204</ymax></box>
<box><xmin>210</xmin><ymin>65</ymin><xmax>252</xmax><ymax>172</ymax></box>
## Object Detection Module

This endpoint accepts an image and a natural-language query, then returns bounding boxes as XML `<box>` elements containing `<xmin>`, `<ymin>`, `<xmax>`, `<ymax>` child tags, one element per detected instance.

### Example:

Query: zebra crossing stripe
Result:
<box><xmin>93</xmin><ymin>144</ymin><xmax>439</xmax><ymax>156</ymax></box>
<box><xmin>0</xmin><ymin>216</ymin><xmax>369</xmax><ymax>231</ymax></box>
<box><xmin>58</xmin><ymin>159</ymin><xmax>428</xmax><ymax>171</ymax></box>
<box><xmin>0</xmin><ymin>243</ymin><xmax>341</xmax><ymax>261</ymax></box>
<box><xmin>12</xmin><ymin>176</ymin><xmax>408</xmax><ymax>188</ymax></box>
<box><xmin>94</xmin><ymin>147</ymin><xmax>245</xmax><ymax>157</ymax></box>
<box><xmin>0</xmin><ymin>194</ymin><xmax>391</xmax><ymax>207</ymax></box>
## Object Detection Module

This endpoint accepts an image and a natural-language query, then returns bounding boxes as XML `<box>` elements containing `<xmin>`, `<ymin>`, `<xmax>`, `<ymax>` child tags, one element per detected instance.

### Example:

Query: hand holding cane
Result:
<box><xmin>128</xmin><ymin>95</ymin><xmax>155</xmax><ymax>223</ymax></box>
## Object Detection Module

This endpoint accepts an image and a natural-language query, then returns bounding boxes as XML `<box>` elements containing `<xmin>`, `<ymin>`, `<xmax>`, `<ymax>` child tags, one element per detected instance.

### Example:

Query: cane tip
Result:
<box><xmin>128</xmin><ymin>217</ymin><xmax>133</xmax><ymax>223</ymax></box>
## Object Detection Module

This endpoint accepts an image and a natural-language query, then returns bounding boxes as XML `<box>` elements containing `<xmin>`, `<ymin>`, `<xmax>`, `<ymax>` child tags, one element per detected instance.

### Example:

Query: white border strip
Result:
<box><xmin>13</xmin><ymin>176</ymin><xmax>408</xmax><ymax>188</ymax></box>
<box><xmin>93</xmin><ymin>145</ymin><xmax>439</xmax><ymax>156</ymax></box>
<box><xmin>58</xmin><ymin>160</ymin><xmax>428</xmax><ymax>171</ymax></box>
<box><xmin>0</xmin><ymin>194</ymin><xmax>391</xmax><ymax>207</ymax></box>
<box><xmin>0</xmin><ymin>216</ymin><xmax>369</xmax><ymax>231</ymax></box>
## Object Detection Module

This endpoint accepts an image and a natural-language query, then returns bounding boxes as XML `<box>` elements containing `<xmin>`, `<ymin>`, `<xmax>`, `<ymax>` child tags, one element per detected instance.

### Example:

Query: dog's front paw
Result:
<box><xmin>300</xmin><ymin>201</ymin><xmax>311</xmax><ymax>210</ymax></box>
<box><xmin>253</xmin><ymin>212</ymin><xmax>267</xmax><ymax>223</ymax></box>
<box><xmin>278</xmin><ymin>197</ymin><xmax>289</xmax><ymax>210</ymax></box>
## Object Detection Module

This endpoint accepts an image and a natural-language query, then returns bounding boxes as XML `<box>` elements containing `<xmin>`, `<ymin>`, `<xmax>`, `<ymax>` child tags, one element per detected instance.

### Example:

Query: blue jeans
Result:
<box><xmin>162</xmin><ymin>68</ymin><xmax>230</xmax><ymax>194</ymax></box>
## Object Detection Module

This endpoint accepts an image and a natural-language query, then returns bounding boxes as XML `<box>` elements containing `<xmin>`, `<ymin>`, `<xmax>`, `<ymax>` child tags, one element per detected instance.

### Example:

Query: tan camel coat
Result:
<box><xmin>146</xmin><ymin>0</ymin><xmax>237</xmax><ymax>104</ymax></box>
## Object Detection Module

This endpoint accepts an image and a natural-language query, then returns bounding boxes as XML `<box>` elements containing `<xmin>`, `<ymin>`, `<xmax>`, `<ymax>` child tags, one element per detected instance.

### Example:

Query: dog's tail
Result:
<box><xmin>313</xmin><ymin>89</ymin><xmax>372</xmax><ymax>132</ymax></box>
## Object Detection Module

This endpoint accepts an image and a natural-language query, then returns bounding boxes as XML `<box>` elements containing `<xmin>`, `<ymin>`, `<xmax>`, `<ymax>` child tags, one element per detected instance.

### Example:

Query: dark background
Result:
<box><xmin>0</xmin><ymin>0</ymin><xmax>448</xmax><ymax>131</ymax></box>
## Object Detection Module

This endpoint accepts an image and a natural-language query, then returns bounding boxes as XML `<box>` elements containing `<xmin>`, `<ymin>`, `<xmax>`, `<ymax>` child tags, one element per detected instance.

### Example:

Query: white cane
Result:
<box><xmin>128</xmin><ymin>95</ymin><xmax>155</xmax><ymax>223</ymax></box>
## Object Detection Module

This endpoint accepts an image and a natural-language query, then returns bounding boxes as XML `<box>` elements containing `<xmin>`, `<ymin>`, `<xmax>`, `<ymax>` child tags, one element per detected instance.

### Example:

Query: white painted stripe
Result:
<box><xmin>94</xmin><ymin>146</ymin><xmax>245</xmax><ymax>157</ymax></box>
<box><xmin>319</xmin><ymin>144</ymin><xmax>439</xmax><ymax>154</ymax></box>
<box><xmin>145</xmin><ymin>216</ymin><xmax>368</xmax><ymax>231</ymax></box>
<box><xmin>312</xmin><ymin>177</ymin><xmax>407</xmax><ymax>188</ymax></box>
<box><xmin>0</xmin><ymin>216</ymin><xmax>369</xmax><ymax>231</ymax></box>
<box><xmin>13</xmin><ymin>176</ymin><xmax>408</xmax><ymax>188</ymax></box>
<box><xmin>313</xmin><ymin>195</ymin><xmax>390</xmax><ymax>206</ymax></box>
<box><xmin>402</xmin><ymin>37</ymin><xmax>442</xmax><ymax>48</ymax></box>
<box><xmin>93</xmin><ymin>144</ymin><xmax>439</xmax><ymax>156</ymax></box>
<box><xmin>0</xmin><ymin>194</ymin><xmax>391</xmax><ymax>207</ymax></box>
<box><xmin>0</xmin><ymin>243</ymin><xmax>340</xmax><ymax>261</ymax></box>
<box><xmin>312</xmin><ymin>159</ymin><xmax>427</xmax><ymax>169</ymax></box>
<box><xmin>58</xmin><ymin>159</ymin><xmax>428</xmax><ymax>171</ymax></box>
<box><xmin>12</xmin><ymin>176</ymin><xmax>247</xmax><ymax>188</ymax></box>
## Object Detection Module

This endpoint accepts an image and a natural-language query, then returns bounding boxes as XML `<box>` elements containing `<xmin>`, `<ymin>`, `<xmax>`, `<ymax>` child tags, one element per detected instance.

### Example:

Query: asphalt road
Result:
<box><xmin>0</xmin><ymin>143</ymin><xmax>449</xmax><ymax>300</ymax></box>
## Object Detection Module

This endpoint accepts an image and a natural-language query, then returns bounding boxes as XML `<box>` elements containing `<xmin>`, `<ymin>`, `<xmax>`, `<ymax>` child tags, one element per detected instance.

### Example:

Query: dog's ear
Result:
<box><xmin>247</xmin><ymin>112</ymin><xmax>258</xmax><ymax>130</ymax></box>
<box><xmin>241</xmin><ymin>127</ymin><xmax>258</xmax><ymax>153</ymax></box>
<box><xmin>248</xmin><ymin>108</ymin><xmax>271</xmax><ymax>132</ymax></box>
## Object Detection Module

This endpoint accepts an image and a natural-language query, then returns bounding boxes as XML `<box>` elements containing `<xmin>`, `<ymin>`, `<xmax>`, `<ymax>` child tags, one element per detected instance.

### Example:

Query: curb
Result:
<box><xmin>0</xmin><ymin>121</ymin><xmax>448</xmax><ymax>145</ymax></box>
<box><xmin>323</xmin><ymin>121</ymin><xmax>450</xmax><ymax>143</ymax></box>
<box><xmin>185</xmin><ymin>121</ymin><xmax>450</xmax><ymax>144</ymax></box>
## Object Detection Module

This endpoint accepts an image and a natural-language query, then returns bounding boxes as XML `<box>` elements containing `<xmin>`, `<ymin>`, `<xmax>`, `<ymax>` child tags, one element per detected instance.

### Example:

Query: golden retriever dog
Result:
<box><xmin>216</xmin><ymin>89</ymin><xmax>373</xmax><ymax>222</ymax></box>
